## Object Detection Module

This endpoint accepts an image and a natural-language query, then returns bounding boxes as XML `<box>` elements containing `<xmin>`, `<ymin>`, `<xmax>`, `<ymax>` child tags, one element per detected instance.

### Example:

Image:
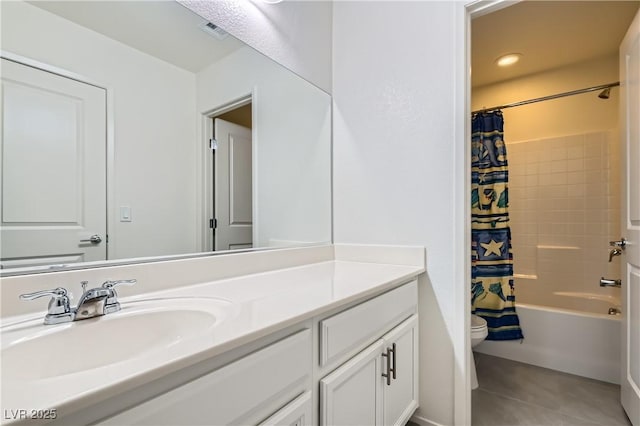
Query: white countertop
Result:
<box><xmin>1</xmin><ymin>250</ymin><xmax>424</xmax><ymax>424</ymax></box>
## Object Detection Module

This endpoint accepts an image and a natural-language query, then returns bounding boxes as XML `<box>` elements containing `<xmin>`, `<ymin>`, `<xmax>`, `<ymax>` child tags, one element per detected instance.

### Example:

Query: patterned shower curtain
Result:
<box><xmin>471</xmin><ymin>111</ymin><xmax>523</xmax><ymax>341</ymax></box>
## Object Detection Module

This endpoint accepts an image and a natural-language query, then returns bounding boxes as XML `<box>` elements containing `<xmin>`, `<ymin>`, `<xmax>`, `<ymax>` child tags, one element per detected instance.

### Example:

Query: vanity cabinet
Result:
<box><xmin>95</xmin><ymin>280</ymin><xmax>419</xmax><ymax>426</ymax></box>
<box><xmin>319</xmin><ymin>315</ymin><xmax>418</xmax><ymax>426</ymax></box>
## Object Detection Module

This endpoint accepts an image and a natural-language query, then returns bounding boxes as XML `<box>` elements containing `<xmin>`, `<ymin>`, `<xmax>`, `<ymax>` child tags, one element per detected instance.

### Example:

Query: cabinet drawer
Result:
<box><xmin>259</xmin><ymin>391</ymin><xmax>312</xmax><ymax>426</ymax></box>
<box><xmin>98</xmin><ymin>329</ymin><xmax>311</xmax><ymax>426</ymax></box>
<box><xmin>319</xmin><ymin>280</ymin><xmax>417</xmax><ymax>366</ymax></box>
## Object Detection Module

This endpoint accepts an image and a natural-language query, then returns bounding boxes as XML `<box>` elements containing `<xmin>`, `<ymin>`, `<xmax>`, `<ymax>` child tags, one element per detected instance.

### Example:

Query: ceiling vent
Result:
<box><xmin>199</xmin><ymin>22</ymin><xmax>229</xmax><ymax>41</ymax></box>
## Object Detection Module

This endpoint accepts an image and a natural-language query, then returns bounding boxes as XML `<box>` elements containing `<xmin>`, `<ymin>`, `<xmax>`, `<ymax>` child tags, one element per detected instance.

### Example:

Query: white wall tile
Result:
<box><xmin>568</xmin><ymin>145</ymin><xmax>584</xmax><ymax>159</ymax></box>
<box><xmin>567</xmin><ymin>171</ymin><xmax>585</xmax><ymax>185</ymax></box>
<box><xmin>584</xmin><ymin>157</ymin><xmax>602</xmax><ymax>170</ymax></box>
<box><xmin>507</xmin><ymin>130</ymin><xmax>620</xmax><ymax>303</ymax></box>
<box><xmin>567</xmin><ymin>158</ymin><xmax>584</xmax><ymax>172</ymax></box>
<box><xmin>551</xmin><ymin>160</ymin><xmax>568</xmax><ymax>173</ymax></box>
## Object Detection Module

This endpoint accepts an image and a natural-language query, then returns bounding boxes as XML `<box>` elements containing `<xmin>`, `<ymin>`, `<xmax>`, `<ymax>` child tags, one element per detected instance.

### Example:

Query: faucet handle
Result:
<box><xmin>19</xmin><ymin>287</ymin><xmax>68</xmax><ymax>301</ymax></box>
<box><xmin>19</xmin><ymin>287</ymin><xmax>73</xmax><ymax>324</ymax></box>
<box><xmin>102</xmin><ymin>279</ymin><xmax>136</xmax><ymax>314</ymax></box>
<box><xmin>102</xmin><ymin>279</ymin><xmax>137</xmax><ymax>290</ymax></box>
<box><xmin>609</xmin><ymin>238</ymin><xmax>626</xmax><ymax>249</ymax></box>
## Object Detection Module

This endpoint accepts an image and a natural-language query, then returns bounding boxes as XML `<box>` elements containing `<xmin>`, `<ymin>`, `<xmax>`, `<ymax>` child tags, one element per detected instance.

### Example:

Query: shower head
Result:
<box><xmin>598</xmin><ymin>88</ymin><xmax>611</xmax><ymax>99</ymax></box>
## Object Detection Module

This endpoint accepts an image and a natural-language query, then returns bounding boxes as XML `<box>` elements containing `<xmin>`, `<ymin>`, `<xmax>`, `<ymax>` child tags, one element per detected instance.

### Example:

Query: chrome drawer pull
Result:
<box><xmin>381</xmin><ymin>347</ymin><xmax>392</xmax><ymax>386</ymax></box>
<box><xmin>390</xmin><ymin>343</ymin><xmax>397</xmax><ymax>380</ymax></box>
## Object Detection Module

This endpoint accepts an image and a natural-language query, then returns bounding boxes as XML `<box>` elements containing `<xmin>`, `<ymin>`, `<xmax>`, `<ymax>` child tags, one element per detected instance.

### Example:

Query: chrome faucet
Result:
<box><xmin>20</xmin><ymin>279</ymin><xmax>137</xmax><ymax>325</ymax></box>
<box><xmin>74</xmin><ymin>281</ymin><xmax>112</xmax><ymax>320</ymax></box>
<box><xmin>600</xmin><ymin>277</ymin><xmax>622</xmax><ymax>288</ymax></box>
<box><xmin>608</xmin><ymin>238</ymin><xmax>626</xmax><ymax>262</ymax></box>
<box><xmin>609</xmin><ymin>248</ymin><xmax>623</xmax><ymax>262</ymax></box>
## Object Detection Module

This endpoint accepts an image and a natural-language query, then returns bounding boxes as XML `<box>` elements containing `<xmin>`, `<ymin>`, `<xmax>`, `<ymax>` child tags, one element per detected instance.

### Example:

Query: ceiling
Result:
<box><xmin>28</xmin><ymin>1</ymin><xmax>640</xmax><ymax>86</ymax></box>
<box><xmin>471</xmin><ymin>1</ymin><xmax>640</xmax><ymax>88</ymax></box>
<box><xmin>27</xmin><ymin>0</ymin><xmax>245</xmax><ymax>73</ymax></box>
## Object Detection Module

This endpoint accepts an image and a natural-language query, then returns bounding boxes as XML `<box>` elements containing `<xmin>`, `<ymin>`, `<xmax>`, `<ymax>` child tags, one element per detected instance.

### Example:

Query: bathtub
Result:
<box><xmin>474</xmin><ymin>292</ymin><xmax>621</xmax><ymax>384</ymax></box>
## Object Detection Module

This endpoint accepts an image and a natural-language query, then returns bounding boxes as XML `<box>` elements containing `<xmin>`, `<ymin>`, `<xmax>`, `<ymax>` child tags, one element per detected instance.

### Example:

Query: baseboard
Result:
<box><xmin>409</xmin><ymin>413</ymin><xmax>446</xmax><ymax>426</ymax></box>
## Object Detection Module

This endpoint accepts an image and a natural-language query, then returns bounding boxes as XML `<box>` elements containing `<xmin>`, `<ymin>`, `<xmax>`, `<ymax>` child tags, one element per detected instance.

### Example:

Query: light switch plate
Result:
<box><xmin>120</xmin><ymin>206</ymin><xmax>132</xmax><ymax>222</ymax></box>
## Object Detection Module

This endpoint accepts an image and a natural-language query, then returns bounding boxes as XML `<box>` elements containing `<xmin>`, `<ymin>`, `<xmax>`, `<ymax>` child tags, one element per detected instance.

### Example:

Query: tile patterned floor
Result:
<box><xmin>472</xmin><ymin>353</ymin><xmax>631</xmax><ymax>426</ymax></box>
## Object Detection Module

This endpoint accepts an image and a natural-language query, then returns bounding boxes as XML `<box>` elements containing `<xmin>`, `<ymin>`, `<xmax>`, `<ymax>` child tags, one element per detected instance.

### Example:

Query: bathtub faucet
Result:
<box><xmin>599</xmin><ymin>277</ymin><xmax>622</xmax><ymax>288</ymax></box>
<box><xmin>608</xmin><ymin>238</ymin><xmax>626</xmax><ymax>262</ymax></box>
<box><xmin>608</xmin><ymin>248</ymin><xmax>622</xmax><ymax>262</ymax></box>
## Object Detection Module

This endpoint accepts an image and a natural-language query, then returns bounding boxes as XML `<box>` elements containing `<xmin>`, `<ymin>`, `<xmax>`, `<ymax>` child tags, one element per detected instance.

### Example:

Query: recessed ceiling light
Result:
<box><xmin>496</xmin><ymin>53</ymin><xmax>522</xmax><ymax>67</ymax></box>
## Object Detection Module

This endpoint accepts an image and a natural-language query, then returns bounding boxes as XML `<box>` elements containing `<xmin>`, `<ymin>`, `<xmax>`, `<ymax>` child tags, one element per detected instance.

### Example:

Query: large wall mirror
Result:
<box><xmin>0</xmin><ymin>0</ymin><xmax>332</xmax><ymax>275</ymax></box>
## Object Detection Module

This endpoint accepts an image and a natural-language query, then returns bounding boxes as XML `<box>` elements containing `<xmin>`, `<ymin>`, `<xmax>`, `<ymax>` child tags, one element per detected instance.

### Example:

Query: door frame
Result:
<box><xmin>455</xmin><ymin>2</ymin><xmax>521</xmax><ymax>425</ymax></box>
<box><xmin>199</xmin><ymin>92</ymin><xmax>256</xmax><ymax>252</ymax></box>
<box><xmin>0</xmin><ymin>50</ymin><xmax>113</xmax><ymax>260</ymax></box>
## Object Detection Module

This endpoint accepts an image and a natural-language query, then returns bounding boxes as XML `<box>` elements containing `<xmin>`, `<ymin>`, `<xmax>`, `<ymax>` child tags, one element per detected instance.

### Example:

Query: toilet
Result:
<box><xmin>470</xmin><ymin>314</ymin><xmax>488</xmax><ymax>390</ymax></box>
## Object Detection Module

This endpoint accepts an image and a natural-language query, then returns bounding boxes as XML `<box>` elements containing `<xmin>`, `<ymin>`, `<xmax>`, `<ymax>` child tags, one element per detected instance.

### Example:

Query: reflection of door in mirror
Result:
<box><xmin>213</xmin><ymin>117</ymin><xmax>252</xmax><ymax>251</ymax></box>
<box><xmin>1</xmin><ymin>58</ymin><xmax>107</xmax><ymax>269</ymax></box>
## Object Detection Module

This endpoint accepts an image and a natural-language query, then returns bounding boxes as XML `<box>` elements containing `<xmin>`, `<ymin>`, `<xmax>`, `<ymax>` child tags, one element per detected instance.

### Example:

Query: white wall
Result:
<box><xmin>179</xmin><ymin>0</ymin><xmax>333</xmax><ymax>94</ymax></box>
<box><xmin>1</xmin><ymin>1</ymin><xmax>198</xmax><ymax>260</ymax></box>
<box><xmin>333</xmin><ymin>2</ymin><xmax>467</xmax><ymax>425</ymax></box>
<box><xmin>196</xmin><ymin>46</ymin><xmax>332</xmax><ymax>248</ymax></box>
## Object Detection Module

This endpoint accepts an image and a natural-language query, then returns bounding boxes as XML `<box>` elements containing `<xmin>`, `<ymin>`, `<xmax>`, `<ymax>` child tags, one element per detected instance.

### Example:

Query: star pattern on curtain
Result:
<box><xmin>480</xmin><ymin>239</ymin><xmax>504</xmax><ymax>257</ymax></box>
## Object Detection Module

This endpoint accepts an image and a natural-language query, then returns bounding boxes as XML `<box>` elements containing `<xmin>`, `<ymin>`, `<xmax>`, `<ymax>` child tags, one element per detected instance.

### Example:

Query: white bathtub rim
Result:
<box><xmin>516</xmin><ymin>302</ymin><xmax>621</xmax><ymax>321</ymax></box>
<box><xmin>553</xmin><ymin>291</ymin><xmax>621</xmax><ymax>305</ymax></box>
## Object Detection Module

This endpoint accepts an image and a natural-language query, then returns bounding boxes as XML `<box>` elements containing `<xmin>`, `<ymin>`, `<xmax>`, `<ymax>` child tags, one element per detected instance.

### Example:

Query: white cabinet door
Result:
<box><xmin>320</xmin><ymin>314</ymin><xmax>419</xmax><ymax>426</ymax></box>
<box><xmin>320</xmin><ymin>340</ymin><xmax>384</xmax><ymax>426</ymax></box>
<box><xmin>381</xmin><ymin>315</ymin><xmax>419</xmax><ymax>426</ymax></box>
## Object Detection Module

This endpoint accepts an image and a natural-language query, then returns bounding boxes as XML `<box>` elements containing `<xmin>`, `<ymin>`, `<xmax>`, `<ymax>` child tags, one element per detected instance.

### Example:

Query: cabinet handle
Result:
<box><xmin>381</xmin><ymin>347</ymin><xmax>392</xmax><ymax>386</ymax></box>
<box><xmin>390</xmin><ymin>343</ymin><xmax>397</xmax><ymax>380</ymax></box>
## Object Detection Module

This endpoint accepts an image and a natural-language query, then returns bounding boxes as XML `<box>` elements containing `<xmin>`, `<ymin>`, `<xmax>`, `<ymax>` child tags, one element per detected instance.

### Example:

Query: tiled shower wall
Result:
<box><xmin>507</xmin><ymin>130</ymin><xmax>621</xmax><ymax>307</ymax></box>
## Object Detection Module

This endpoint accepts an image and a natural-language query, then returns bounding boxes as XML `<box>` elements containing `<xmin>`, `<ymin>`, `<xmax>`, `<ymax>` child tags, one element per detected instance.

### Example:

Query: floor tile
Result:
<box><xmin>473</xmin><ymin>353</ymin><xmax>631</xmax><ymax>426</ymax></box>
<box><xmin>473</xmin><ymin>388</ymin><xmax>602</xmax><ymax>426</ymax></box>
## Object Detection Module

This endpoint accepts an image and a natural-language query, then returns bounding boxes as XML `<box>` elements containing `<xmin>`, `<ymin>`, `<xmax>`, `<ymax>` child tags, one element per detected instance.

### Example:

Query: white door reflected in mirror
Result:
<box><xmin>1</xmin><ymin>58</ymin><xmax>107</xmax><ymax>269</ymax></box>
<box><xmin>214</xmin><ymin>118</ymin><xmax>253</xmax><ymax>251</ymax></box>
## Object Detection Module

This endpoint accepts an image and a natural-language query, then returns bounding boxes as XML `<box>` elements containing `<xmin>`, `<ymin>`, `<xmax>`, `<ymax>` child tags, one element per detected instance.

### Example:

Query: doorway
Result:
<box><xmin>206</xmin><ymin>99</ymin><xmax>253</xmax><ymax>251</ymax></box>
<box><xmin>469</xmin><ymin>1</ymin><xmax>639</xmax><ymax>425</ymax></box>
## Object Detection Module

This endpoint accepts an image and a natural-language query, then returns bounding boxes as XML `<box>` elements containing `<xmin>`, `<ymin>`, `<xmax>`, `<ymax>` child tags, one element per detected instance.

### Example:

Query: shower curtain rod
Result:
<box><xmin>472</xmin><ymin>81</ymin><xmax>620</xmax><ymax>114</ymax></box>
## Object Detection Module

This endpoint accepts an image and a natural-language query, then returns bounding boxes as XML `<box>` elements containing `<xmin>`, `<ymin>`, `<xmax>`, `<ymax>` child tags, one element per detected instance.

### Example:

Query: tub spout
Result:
<box><xmin>600</xmin><ymin>277</ymin><xmax>622</xmax><ymax>288</ymax></box>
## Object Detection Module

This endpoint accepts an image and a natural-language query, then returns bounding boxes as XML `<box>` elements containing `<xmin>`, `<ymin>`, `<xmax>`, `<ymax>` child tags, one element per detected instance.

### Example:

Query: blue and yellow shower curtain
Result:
<box><xmin>471</xmin><ymin>111</ymin><xmax>523</xmax><ymax>340</ymax></box>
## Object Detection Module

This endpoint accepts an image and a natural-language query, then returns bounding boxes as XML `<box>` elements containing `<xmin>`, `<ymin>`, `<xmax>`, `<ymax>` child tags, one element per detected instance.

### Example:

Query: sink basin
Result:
<box><xmin>1</xmin><ymin>297</ymin><xmax>234</xmax><ymax>381</ymax></box>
